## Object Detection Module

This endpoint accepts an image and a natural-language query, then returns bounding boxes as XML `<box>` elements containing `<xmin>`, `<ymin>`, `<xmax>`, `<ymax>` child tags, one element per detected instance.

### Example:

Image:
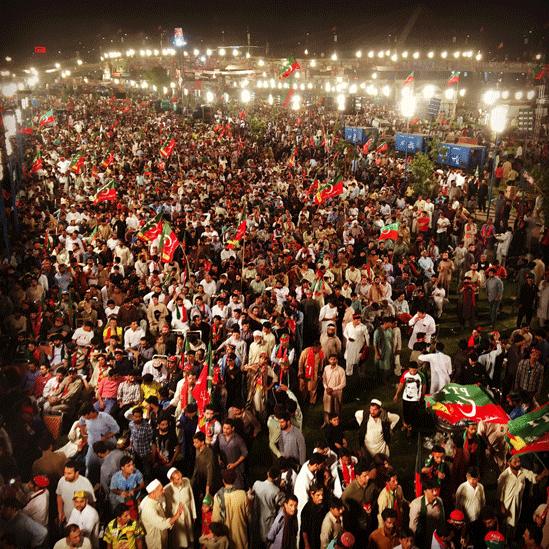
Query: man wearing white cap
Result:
<box><xmin>356</xmin><ymin>399</ymin><xmax>400</xmax><ymax>457</ymax></box>
<box><xmin>139</xmin><ymin>478</ymin><xmax>183</xmax><ymax>549</ymax></box>
<box><xmin>247</xmin><ymin>330</ymin><xmax>270</xmax><ymax>366</ymax></box>
<box><xmin>163</xmin><ymin>467</ymin><xmax>196</xmax><ymax>549</ymax></box>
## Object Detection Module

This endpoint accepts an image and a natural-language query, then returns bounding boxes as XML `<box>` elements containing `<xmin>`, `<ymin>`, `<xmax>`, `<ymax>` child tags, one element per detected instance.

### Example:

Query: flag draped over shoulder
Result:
<box><xmin>313</xmin><ymin>175</ymin><xmax>343</xmax><ymax>205</ymax></box>
<box><xmin>507</xmin><ymin>403</ymin><xmax>549</xmax><ymax>455</ymax></box>
<box><xmin>91</xmin><ymin>180</ymin><xmax>117</xmax><ymax>204</ymax></box>
<box><xmin>138</xmin><ymin>213</ymin><xmax>163</xmax><ymax>242</ymax></box>
<box><xmin>378</xmin><ymin>222</ymin><xmax>399</xmax><ymax>241</ymax></box>
<box><xmin>279</xmin><ymin>56</ymin><xmax>301</xmax><ymax>79</ymax></box>
<box><xmin>425</xmin><ymin>383</ymin><xmax>509</xmax><ymax>425</ymax></box>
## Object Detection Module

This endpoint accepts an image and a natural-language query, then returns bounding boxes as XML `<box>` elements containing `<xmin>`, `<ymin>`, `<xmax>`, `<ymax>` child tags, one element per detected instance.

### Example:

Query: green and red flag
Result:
<box><xmin>39</xmin><ymin>109</ymin><xmax>55</xmax><ymax>127</ymax></box>
<box><xmin>69</xmin><ymin>153</ymin><xmax>86</xmax><ymax>174</ymax></box>
<box><xmin>282</xmin><ymin>88</ymin><xmax>295</xmax><ymax>108</ymax></box>
<box><xmin>404</xmin><ymin>71</ymin><xmax>415</xmax><ymax>85</ymax></box>
<box><xmin>138</xmin><ymin>213</ymin><xmax>164</xmax><ymax>242</ymax></box>
<box><xmin>362</xmin><ymin>137</ymin><xmax>374</xmax><ymax>154</ymax></box>
<box><xmin>448</xmin><ymin>71</ymin><xmax>460</xmax><ymax>85</ymax></box>
<box><xmin>375</xmin><ymin>141</ymin><xmax>389</xmax><ymax>154</ymax></box>
<box><xmin>226</xmin><ymin>213</ymin><xmax>247</xmax><ymax>249</ymax></box>
<box><xmin>378</xmin><ymin>222</ymin><xmax>400</xmax><ymax>241</ymax></box>
<box><xmin>159</xmin><ymin>221</ymin><xmax>180</xmax><ymax>263</ymax></box>
<box><xmin>30</xmin><ymin>151</ymin><xmax>43</xmax><ymax>174</ymax></box>
<box><xmin>160</xmin><ymin>137</ymin><xmax>176</xmax><ymax>159</ymax></box>
<box><xmin>279</xmin><ymin>56</ymin><xmax>301</xmax><ymax>79</ymax></box>
<box><xmin>18</xmin><ymin>127</ymin><xmax>34</xmax><ymax>135</ymax></box>
<box><xmin>88</xmin><ymin>226</ymin><xmax>99</xmax><ymax>242</ymax></box>
<box><xmin>287</xmin><ymin>146</ymin><xmax>298</xmax><ymax>167</ymax></box>
<box><xmin>532</xmin><ymin>64</ymin><xmax>546</xmax><ymax>81</ymax></box>
<box><xmin>425</xmin><ymin>383</ymin><xmax>509</xmax><ymax>425</ymax></box>
<box><xmin>91</xmin><ymin>180</ymin><xmax>117</xmax><ymax>204</ymax></box>
<box><xmin>507</xmin><ymin>403</ymin><xmax>549</xmax><ymax>455</ymax></box>
<box><xmin>306</xmin><ymin>179</ymin><xmax>320</xmax><ymax>195</ymax></box>
<box><xmin>313</xmin><ymin>174</ymin><xmax>344</xmax><ymax>205</ymax></box>
<box><xmin>101</xmin><ymin>151</ymin><xmax>114</xmax><ymax>169</ymax></box>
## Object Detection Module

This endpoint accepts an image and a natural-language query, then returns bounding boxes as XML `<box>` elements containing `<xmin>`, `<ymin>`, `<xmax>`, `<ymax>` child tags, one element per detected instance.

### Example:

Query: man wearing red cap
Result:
<box><xmin>22</xmin><ymin>475</ymin><xmax>50</xmax><ymax>528</ymax></box>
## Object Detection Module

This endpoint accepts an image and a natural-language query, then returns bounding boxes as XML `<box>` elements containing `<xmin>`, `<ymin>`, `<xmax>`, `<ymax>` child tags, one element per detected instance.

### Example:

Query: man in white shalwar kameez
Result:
<box><xmin>139</xmin><ymin>479</ymin><xmax>183</xmax><ymax>549</ymax></box>
<box><xmin>343</xmin><ymin>314</ymin><xmax>369</xmax><ymax>376</ymax></box>
<box><xmin>164</xmin><ymin>467</ymin><xmax>196</xmax><ymax>549</ymax></box>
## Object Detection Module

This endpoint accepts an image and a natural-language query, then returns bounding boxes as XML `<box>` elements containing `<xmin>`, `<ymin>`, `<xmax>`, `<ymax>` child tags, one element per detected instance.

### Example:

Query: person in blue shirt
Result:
<box><xmin>79</xmin><ymin>403</ymin><xmax>120</xmax><ymax>484</ymax></box>
<box><xmin>109</xmin><ymin>455</ymin><xmax>145</xmax><ymax>510</ymax></box>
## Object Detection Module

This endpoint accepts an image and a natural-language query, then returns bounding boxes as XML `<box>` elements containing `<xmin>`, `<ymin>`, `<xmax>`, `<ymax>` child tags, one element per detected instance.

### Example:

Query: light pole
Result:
<box><xmin>486</xmin><ymin>105</ymin><xmax>508</xmax><ymax>220</ymax></box>
<box><xmin>400</xmin><ymin>92</ymin><xmax>416</xmax><ymax>181</ymax></box>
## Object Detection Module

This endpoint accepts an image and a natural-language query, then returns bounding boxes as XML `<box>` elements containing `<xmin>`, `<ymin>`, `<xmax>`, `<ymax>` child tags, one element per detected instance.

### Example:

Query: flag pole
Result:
<box><xmin>240</xmin><ymin>201</ymin><xmax>247</xmax><ymax>294</ymax></box>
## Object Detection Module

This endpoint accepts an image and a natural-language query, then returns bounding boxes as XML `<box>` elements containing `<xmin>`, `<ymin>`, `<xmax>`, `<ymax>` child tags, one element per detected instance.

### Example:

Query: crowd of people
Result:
<box><xmin>0</xmin><ymin>88</ymin><xmax>547</xmax><ymax>549</ymax></box>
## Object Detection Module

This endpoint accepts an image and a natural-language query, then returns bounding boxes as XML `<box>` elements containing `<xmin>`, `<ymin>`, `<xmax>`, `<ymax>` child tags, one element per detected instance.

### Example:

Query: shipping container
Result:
<box><xmin>343</xmin><ymin>126</ymin><xmax>377</xmax><ymax>145</ymax></box>
<box><xmin>394</xmin><ymin>133</ymin><xmax>429</xmax><ymax>154</ymax></box>
<box><xmin>437</xmin><ymin>143</ymin><xmax>487</xmax><ymax>171</ymax></box>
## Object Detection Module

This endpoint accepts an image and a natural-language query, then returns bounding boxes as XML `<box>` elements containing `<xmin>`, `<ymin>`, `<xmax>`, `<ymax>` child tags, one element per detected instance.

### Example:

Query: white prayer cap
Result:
<box><xmin>370</xmin><ymin>398</ymin><xmax>382</xmax><ymax>407</ymax></box>
<box><xmin>146</xmin><ymin>479</ymin><xmax>162</xmax><ymax>493</ymax></box>
<box><xmin>167</xmin><ymin>467</ymin><xmax>179</xmax><ymax>480</ymax></box>
<box><xmin>253</xmin><ymin>330</ymin><xmax>263</xmax><ymax>337</ymax></box>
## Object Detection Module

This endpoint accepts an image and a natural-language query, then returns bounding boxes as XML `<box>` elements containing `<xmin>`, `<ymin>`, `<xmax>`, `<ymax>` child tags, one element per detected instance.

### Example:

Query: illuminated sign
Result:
<box><xmin>34</xmin><ymin>46</ymin><xmax>47</xmax><ymax>54</ymax></box>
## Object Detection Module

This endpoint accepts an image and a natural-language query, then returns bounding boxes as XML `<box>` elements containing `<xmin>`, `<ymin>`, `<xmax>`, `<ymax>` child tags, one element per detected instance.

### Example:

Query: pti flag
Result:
<box><xmin>69</xmin><ymin>153</ymin><xmax>85</xmax><ymax>174</ymax></box>
<box><xmin>138</xmin><ymin>213</ymin><xmax>163</xmax><ymax>242</ymax></box>
<box><xmin>378</xmin><ymin>222</ymin><xmax>399</xmax><ymax>241</ymax></box>
<box><xmin>507</xmin><ymin>403</ymin><xmax>549</xmax><ymax>455</ymax></box>
<box><xmin>226</xmin><ymin>213</ymin><xmax>247</xmax><ymax>249</ymax></box>
<box><xmin>532</xmin><ymin>64</ymin><xmax>547</xmax><ymax>81</ymax></box>
<box><xmin>375</xmin><ymin>142</ymin><xmax>389</xmax><ymax>154</ymax></box>
<box><xmin>362</xmin><ymin>137</ymin><xmax>374</xmax><ymax>154</ymax></box>
<box><xmin>101</xmin><ymin>151</ymin><xmax>114</xmax><ymax>169</ymax></box>
<box><xmin>404</xmin><ymin>72</ymin><xmax>415</xmax><ymax>85</ymax></box>
<box><xmin>39</xmin><ymin>109</ymin><xmax>55</xmax><ymax>127</ymax></box>
<box><xmin>425</xmin><ymin>383</ymin><xmax>509</xmax><ymax>425</ymax></box>
<box><xmin>30</xmin><ymin>151</ymin><xmax>43</xmax><ymax>174</ymax></box>
<box><xmin>306</xmin><ymin>179</ymin><xmax>320</xmax><ymax>195</ymax></box>
<box><xmin>192</xmin><ymin>363</ymin><xmax>211</xmax><ymax>415</ymax></box>
<box><xmin>159</xmin><ymin>137</ymin><xmax>176</xmax><ymax>159</ymax></box>
<box><xmin>279</xmin><ymin>56</ymin><xmax>301</xmax><ymax>79</ymax></box>
<box><xmin>313</xmin><ymin>175</ymin><xmax>344</xmax><ymax>205</ymax></box>
<box><xmin>92</xmin><ymin>180</ymin><xmax>117</xmax><ymax>204</ymax></box>
<box><xmin>159</xmin><ymin>221</ymin><xmax>180</xmax><ymax>263</ymax></box>
<box><xmin>448</xmin><ymin>71</ymin><xmax>460</xmax><ymax>85</ymax></box>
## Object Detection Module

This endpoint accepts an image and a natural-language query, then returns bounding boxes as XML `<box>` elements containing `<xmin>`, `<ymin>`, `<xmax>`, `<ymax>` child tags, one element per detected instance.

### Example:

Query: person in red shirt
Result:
<box><xmin>416</xmin><ymin>211</ymin><xmax>431</xmax><ymax>235</ymax></box>
<box><xmin>33</xmin><ymin>364</ymin><xmax>53</xmax><ymax>399</ymax></box>
<box><xmin>94</xmin><ymin>369</ymin><xmax>123</xmax><ymax>414</ymax></box>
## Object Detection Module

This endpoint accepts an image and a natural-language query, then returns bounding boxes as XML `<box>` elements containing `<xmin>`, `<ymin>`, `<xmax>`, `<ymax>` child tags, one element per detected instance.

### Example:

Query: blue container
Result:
<box><xmin>344</xmin><ymin>126</ymin><xmax>378</xmax><ymax>145</ymax></box>
<box><xmin>395</xmin><ymin>133</ymin><xmax>428</xmax><ymax>154</ymax></box>
<box><xmin>438</xmin><ymin>143</ymin><xmax>487</xmax><ymax>170</ymax></box>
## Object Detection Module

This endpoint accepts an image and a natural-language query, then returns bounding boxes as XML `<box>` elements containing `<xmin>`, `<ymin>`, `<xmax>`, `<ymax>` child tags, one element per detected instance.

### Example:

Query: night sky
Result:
<box><xmin>1</xmin><ymin>0</ymin><xmax>547</xmax><ymax>62</ymax></box>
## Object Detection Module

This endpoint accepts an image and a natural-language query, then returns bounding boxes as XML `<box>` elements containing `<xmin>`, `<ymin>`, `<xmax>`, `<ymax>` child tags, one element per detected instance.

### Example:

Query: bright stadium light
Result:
<box><xmin>490</xmin><ymin>105</ymin><xmax>508</xmax><ymax>134</ymax></box>
<box><xmin>205</xmin><ymin>91</ymin><xmax>215</xmax><ymax>103</ymax></box>
<box><xmin>482</xmin><ymin>89</ymin><xmax>500</xmax><ymax>106</ymax></box>
<box><xmin>444</xmin><ymin>88</ymin><xmax>456</xmax><ymax>100</ymax></box>
<box><xmin>240</xmin><ymin>89</ymin><xmax>251</xmax><ymax>103</ymax></box>
<box><xmin>422</xmin><ymin>85</ymin><xmax>436</xmax><ymax>99</ymax></box>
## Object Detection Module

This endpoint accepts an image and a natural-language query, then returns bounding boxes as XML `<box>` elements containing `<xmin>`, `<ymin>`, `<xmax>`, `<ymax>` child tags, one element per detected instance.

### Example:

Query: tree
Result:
<box><xmin>409</xmin><ymin>152</ymin><xmax>435</xmax><ymax>197</ymax></box>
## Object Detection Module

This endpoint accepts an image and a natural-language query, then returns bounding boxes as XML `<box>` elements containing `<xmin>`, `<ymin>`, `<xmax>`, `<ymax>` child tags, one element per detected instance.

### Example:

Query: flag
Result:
<box><xmin>192</xmin><ymin>364</ymin><xmax>211</xmax><ymax>415</ymax></box>
<box><xmin>30</xmin><ymin>151</ymin><xmax>43</xmax><ymax>174</ymax></box>
<box><xmin>88</xmin><ymin>226</ymin><xmax>99</xmax><ymax>242</ymax></box>
<box><xmin>448</xmin><ymin>71</ymin><xmax>460</xmax><ymax>85</ymax></box>
<box><xmin>160</xmin><ymin>137</ymin><xmax>176</xmax><ymax>159</ymax></box>
<box><xmin>404</xmin><ymin>71</ymin><xmax>415</xmax><ymax>85</ymax></box>
<box><xmin>226</xmin><ymin>213</ymin><xmax>247</xmax><ymax>249</ymax></box>
<box><xmin>313</xmin><ymin>174</ymin><xmax>344</xmax><ymax>205</ymax></box>
<box><xmin>507</xmin><ymin>403</ymin><xmax>549</xmax><ymax>454</ymax></box>
<box><xmin>306</xmin><ymin>179</ymin><xmax>320</xmax><ymax>195</ymax></box>
<box><xmin>101</xmin><ymin>151</ymin><xmax>114</xmax><ymax>169</ymax></box>
<box><xmin>18</xmin><ymin>127</ymin><xmax>33</xmax><ymax>135</ymax></box>
<box><xmin>378</xmin><ymin>222</ymin><xmax>400</xmax><ymax>241</ymax></box>
<box><xmin>282</xmin><ymin>88</ymin><xmax>295</xmax><ymax>108</ymax></box>
<box><xmin>279</xmin><ymin>56</ymin><xmax>301</xmax><ymax>79</ymax></box>
<box><xmin>138</xmin><ymin>213</ymin><xmax>163</xmax><ymax>242</ymax></box>
<box><xmin>375</xmin><ymin>142</ymin><xmax>389</xmax><ymax>154</ymax></box>
<box><xmin>91</xmin><ymin>180</ymin><xmax>117</xmax><ymax>204</ymax></box>
<box><xmin>69</xmin><ymin>153</ymin><xmax>85</xmax><ymax>174</ymax></box>
<box><xmin>287</xmin><ymin>146</ymin><xmax>298</xmax><ymax>167</ymax></box>
<box><xmin>159</xmin><ymin>221</ymin><xmax>180</xmax><ymax>263</ymax></box>
<box><xmin>362</xmin><ymin>137</ymin><xmax>374</xmax><ymax>154</ymax></box>
<box><xmin>425</xmin><ymin>383</ymin><xmax>509</xmax><ymax>425</ymax></box>
<box><xmin>532</xmin><ymin>64</ymin><xmax>546</xmax><ymax>80</ymax></box>
<box><xmin>39</xmin><ymin>109</ymin><xmax>55</xmax><ymax>127</ymax></box>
